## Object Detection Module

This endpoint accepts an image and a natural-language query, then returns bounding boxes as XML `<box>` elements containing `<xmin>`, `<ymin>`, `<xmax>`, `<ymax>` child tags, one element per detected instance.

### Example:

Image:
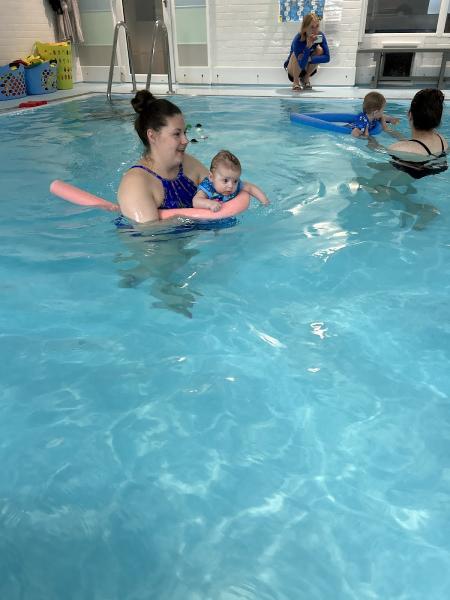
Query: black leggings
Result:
<box><xmin>287</xmin><ymin>68</ymin><xmax>317</xmax><ymax>82</ymax></box>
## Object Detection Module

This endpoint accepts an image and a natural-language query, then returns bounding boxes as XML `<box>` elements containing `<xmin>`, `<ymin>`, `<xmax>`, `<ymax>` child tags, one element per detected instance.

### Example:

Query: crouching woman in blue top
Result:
<box><xmin>284</xmin><ymin>12</ymin><xmax>330</xmax><ymax>91</ymax></box>
<box><xmin>118</xmin><ymin>90</ymin><xmax>208</xmax><ymax>223</ymax></box>
<box><xmin>191</xmin><ymin>150</ymin><xmax>269</xmax><ymax>212</ymax></box>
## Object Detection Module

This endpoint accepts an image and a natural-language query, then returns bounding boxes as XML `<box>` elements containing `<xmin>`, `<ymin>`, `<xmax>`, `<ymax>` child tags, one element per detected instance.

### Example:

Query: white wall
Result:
<box><xmin>178</xmin><ymin>0</ymin><xmax>362</xmax><ymax>86</ymax></box>
<box><xmin>79</xmin><ymin>0</ymin><xmax>363</xmax><ymax>86</ymax></box>
<box><xmin>0</xmin><ymin>0</ymin><xmax>56</xmax><ymax>65</ymax></box>
<box><xmin>5</xmin><ymin>0</ymin><xmax>444</xmax><ymax>88</ymax></box>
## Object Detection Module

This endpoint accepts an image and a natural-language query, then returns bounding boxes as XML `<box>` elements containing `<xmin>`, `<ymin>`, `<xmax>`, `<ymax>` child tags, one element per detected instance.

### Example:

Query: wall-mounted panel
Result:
<box><xmin>78</xmin><ymin>0</ymin><xmax>111</xmax><ymax>11</ymax></box>
<box><xmin>177</xmin><ymin>43</ymin><xmax>208</xmax><ymax>66</ymax></box>
<box><xmin>175</xmin><ymin>0</ymin><xmax>206</xmax><ymax>6</ymax></box>
<box><xmin>175</xmin><ymin>8</ymin><xmax>207</xmax><ymax>44</ymax></box>
<box><xmin>80</xmin><ymin>12</ymin><xmax>114</xmax><ymax>46</ymax></box>
<box><xmin>77</xmin><ymin>45</ymin><xmax>116</xmax><ymax>66</ymax></box>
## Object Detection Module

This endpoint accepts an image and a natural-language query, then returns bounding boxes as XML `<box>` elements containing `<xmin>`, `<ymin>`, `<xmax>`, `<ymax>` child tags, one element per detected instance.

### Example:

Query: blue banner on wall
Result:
<box><xmin>279</xmin><ymin>0</ymin><xmax>325</xmax><ymax>22</ymax></box>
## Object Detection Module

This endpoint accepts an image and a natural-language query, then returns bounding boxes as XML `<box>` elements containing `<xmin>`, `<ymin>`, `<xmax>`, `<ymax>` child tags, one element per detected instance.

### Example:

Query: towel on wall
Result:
<box><xmin>278</xmin><ymin>0</ymin><xmax>326</xmax><ymax>22</ymax></box>
<box><xmin>47</xmin><ymin>0</ymin><xmax>84</xmax><ymax>43</ymax></box>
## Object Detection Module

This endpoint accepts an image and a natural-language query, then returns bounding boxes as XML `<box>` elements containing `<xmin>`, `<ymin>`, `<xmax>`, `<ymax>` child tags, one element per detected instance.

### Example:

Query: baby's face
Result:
<box><xmin>210</xmin><ymin>165</ymin><xmax>240</xmax><ymax>196</ymax></box>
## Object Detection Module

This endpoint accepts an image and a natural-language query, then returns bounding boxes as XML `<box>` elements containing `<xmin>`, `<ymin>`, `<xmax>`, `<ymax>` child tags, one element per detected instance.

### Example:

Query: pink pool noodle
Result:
<box><xmin>50</xmin><ymin>179</ymin><xmax>250</xmax><ymax>220</ymax></box>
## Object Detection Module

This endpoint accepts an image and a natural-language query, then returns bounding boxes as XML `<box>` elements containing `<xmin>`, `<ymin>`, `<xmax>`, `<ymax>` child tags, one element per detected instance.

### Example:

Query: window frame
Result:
<box><xmin>360</xmin><ymin>0</ymin><xmax>450</xmax><ymax>37</ymax></box>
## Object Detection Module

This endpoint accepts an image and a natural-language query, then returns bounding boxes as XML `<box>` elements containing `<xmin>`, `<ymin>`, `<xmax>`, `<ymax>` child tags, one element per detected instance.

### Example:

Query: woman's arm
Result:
<box><xmin>292</xmin><ymin>35</ymin><xmax>310</xmax><ymax>72</ymax></box>
<box><xmin>117</xmin><ymin>169</ymin><xmax>161</xmax><ymax>223</ymax></box>
<box><xmin>310</xmin><ymin>34</ymin><xmax>330</xmax><ymax>64</ymax></box>
<box><xmin>296</xmin><ymin>33</ymin><xmax>330</xmax><ymax>71</ymax></box>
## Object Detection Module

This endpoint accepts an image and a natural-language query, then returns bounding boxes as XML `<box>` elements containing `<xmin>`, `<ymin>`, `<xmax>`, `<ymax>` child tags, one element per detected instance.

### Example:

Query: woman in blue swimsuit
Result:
<box><xmin>118</xmin><ymin>90</ymin><xmax>208</xmax><ymax>223</ymax></box>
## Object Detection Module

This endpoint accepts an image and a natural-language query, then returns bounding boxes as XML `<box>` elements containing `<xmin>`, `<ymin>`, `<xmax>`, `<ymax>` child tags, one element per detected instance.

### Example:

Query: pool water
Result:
<box><xmin>1</xmin><ymin>95</ymin><xmax>450</xmax><ymax>600</ymax></box>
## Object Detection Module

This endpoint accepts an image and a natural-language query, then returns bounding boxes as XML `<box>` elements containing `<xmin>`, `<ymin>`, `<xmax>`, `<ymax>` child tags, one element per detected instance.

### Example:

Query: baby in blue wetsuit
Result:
<box><xmin>192</xmin><ymin>150</ymin><xmax>269</xmax><ymax>212</ymax></box>
<box><xmin>351</xmin><ymin>91</ymin><xmax>399</xmax><ymax>138</ymax></box>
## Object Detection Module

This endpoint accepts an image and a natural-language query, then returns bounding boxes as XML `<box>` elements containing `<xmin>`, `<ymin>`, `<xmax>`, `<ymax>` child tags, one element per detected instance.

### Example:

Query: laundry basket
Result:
<box><xmin>35</xmin><ymin>41</ymin><xmax>73</xmax><ymax>89</ymax></box>
<box><xmin>25</xmin><ymin>60</ymin><xmax>57</xmax><ymax>95</ymax></box>
<box><xmin>0</xmin><ymin>63</ymin><xmax>27</xmax><ymax>100</ymax></box>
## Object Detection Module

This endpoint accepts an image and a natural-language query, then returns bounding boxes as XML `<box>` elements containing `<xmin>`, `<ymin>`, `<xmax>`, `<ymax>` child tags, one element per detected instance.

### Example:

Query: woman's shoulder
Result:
<box><xmin>183</xmin><ymin>152</ymin><xmax>202</xmax><ymax>167</ymax></box>
<box><xmin>120</xmin><ymin>163</ymin><xmax>160</xmax><ymax>187</ymax></box>
<box><xmin>182</xmin><ymin>153</ymin><xmax>208</xmax><ymax>184</ymax></box>
<box><xmin>438</xmin><ymin>133</ymin><xmax>449</xmax><ymax>152</ymax></box>
<box><xmin>388</xmin><ymin>140</ymin><xmax>430</xmax><ymax>159</ymax></box>
<box><xmin>117</xmin><ymin>164</ymin><xmax>163</xmax><ymax>222</ymax></box>
<box><xmin>291</xmin><ymin>32</ymin><xmax>304</xmax><ymax>46</ymax></box>
<box><xmin>118</xmin><ymin>164</ymin><xmax>160</xmax><ymax>204</ymax></box>
<box><xmin>389</xmin><ymin>133</ymin><xmax>448</xmax><ymax>158</ymax></box>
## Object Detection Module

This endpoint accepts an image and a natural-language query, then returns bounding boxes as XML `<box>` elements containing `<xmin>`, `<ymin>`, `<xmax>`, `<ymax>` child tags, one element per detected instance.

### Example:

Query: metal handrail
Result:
<box><xmin>107</xmin><ymin>21</ymin><xmax>137</xmax><ymax>101</ymax></box>
<box><xmin>145</xmin><ymin>20</ymin><xmax>173</xmax><ymax>94</ymax></box>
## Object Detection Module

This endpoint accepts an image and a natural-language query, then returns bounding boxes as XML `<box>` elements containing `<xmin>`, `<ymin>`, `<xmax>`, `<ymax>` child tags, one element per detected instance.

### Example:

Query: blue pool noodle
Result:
<box><xmin>290</xmin><ymin>112</ymin><xmax>383</xmax><ymax>135</ymax></box>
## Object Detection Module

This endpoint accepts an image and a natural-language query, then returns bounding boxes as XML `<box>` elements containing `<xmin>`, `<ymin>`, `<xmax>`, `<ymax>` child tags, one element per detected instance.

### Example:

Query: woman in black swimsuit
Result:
<box><xmin>388</xmin><ymin>89</ymin><xmax>448</xmax><ymax>179</ymax></box>
<box><xmin>350</xmin><ymin>89</ymin><xmax>447</xmax><ymax>229</ymax></box>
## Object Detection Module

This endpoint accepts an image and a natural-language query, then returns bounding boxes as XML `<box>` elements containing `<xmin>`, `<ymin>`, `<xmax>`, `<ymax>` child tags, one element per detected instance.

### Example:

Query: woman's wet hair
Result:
<box><xmin>409</xmin><ymin>89</ymin><xmax>445</xmax><ymax>130</ymax></box>
<box><xmin>131</xmin><ymin>89</ymin><xmax>182</xmax><ymax>149</ymax></box>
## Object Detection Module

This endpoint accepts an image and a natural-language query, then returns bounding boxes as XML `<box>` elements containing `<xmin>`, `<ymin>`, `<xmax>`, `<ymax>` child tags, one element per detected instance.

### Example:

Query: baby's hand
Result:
<box><xmin>388</xmin><ymin>116</ymin><xmax>400</xmax><ymax>125</ymax></box>
<box><xmin>351</xmin><ymin>128</ymin><xmax>363</xmax><ymax>138</ymax></box>
<box><xmin>206</xmin><ymin>200</ymin><xmax>221</xmax><ymax>212</ymax></box>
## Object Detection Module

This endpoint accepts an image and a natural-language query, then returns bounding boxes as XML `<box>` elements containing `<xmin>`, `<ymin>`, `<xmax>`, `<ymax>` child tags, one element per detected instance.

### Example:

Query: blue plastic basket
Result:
<box><xmin>0</xmin><ymin>63</ymin><xmax>27</xmax><ymax>100</ymax></box>
<box><xmin>25</xmin><ymin>60</ymin><xmax>57</xmax><ymax>95</ymax></box>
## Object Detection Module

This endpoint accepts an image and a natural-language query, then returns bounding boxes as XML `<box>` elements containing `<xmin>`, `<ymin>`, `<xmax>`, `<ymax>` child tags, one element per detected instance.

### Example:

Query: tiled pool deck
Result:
<box><xmin>2</xmin><ymin>81</ymin><xmax>449</xmax><ymax>113</ymax></box>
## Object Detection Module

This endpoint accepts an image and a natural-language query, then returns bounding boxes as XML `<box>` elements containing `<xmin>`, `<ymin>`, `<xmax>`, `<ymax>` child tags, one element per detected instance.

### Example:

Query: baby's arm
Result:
<box><xmin>384</xmin><ymin>114</ymin><xmax>400</xmax><ymax>125</ymax></box>
<box><xmin>381</xmin><ymin>115</ymin><xmax>403</xmax><ymax>139</ymax></box>
<box><xmin>351</xmin><ymin>126</ymin><xmax>368</xmax><ymax>138</ymax></box>
<box><xmin>192</xmin><ymin>190</ymin><xmax>221</xmax><ymax>212</ymax></box>
<box><xmin>241</xmin><ymin>181</ymin><xmax>270</xmax><ymax>205</ymax></box>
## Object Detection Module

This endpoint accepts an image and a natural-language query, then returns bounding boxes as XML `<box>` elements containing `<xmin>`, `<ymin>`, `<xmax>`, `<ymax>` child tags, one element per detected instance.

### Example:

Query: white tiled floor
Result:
<box><xmin>1</xmin><ymin>81</ymin><xmax>449</xmax><ymax>113</ymax></box>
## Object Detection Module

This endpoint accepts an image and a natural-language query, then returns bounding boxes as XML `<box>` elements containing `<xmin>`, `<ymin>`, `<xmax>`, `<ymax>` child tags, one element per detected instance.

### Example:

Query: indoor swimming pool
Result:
<box><xmin>1</xmin><ymin>94</ymin><xmax>449</xmax><ymax>600</ymax></box>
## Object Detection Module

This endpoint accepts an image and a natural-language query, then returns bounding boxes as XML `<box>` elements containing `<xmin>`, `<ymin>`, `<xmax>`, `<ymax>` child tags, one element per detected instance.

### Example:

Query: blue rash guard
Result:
<box><xmin>129</xmin><ymin>164</ymin><xmax>197</xmax><ymax>209</ymax></box>
<box><xmin>349</xmin><ymin>112</ymin><xmax>381</xmax><ymax>134</ymax></box>
<box><xmin>197</xmin><ymin>177</ymin><xmax>242</xmax><ymax>203</ymax></box>
<box><xmin>284</xmin><ymin>32</ymin><xmax>330</xmax><ymax>72</ymax></box>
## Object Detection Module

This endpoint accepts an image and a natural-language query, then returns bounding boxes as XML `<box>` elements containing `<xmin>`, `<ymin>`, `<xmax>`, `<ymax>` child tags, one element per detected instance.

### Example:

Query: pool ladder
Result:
<box><xmin>107</xmin><ymin>19</ymin><xmax>173</xmax><ymax>101</ymax></box>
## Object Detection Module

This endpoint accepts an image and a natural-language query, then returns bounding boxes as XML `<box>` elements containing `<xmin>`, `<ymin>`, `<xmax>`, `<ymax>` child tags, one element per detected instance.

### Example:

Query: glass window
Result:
<box><xmin>365</xmin><ymin>0</ymin><xmax>442</xmax><ymax>33</ymax></box>
<box><xmin>445</xmin><ymin>4</ymin><xmax>450</xmax><ymax>33</ymax></box>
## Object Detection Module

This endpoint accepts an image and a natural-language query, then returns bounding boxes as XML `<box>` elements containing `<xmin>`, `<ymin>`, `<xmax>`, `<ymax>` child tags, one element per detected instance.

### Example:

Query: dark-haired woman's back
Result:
<box><xmin>388</xmin><ymin>88</ymin><xmax>448</xmax><ymax>165</ymax></box>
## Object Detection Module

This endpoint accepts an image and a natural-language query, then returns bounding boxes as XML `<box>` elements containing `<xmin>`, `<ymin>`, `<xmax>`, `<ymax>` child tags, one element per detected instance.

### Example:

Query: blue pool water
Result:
<box><xmin>1</xmin><ymin>94</ymin><xmax>450</xmax><ymax>600</ymax></box>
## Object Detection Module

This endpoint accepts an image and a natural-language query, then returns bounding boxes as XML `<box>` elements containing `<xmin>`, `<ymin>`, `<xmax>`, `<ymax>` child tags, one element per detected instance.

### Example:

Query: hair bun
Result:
<box><xmin>131</xmin><ymin>90</ymin><xmax>156</xmax><ymax>114</ymax></box>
